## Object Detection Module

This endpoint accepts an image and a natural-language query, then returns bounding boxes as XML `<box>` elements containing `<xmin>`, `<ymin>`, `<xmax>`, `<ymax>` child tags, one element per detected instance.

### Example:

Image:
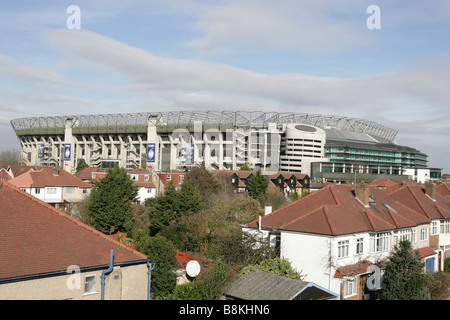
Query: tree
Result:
<box><xmin>136</xmin><ymin>234</ymin><xmax>178</xmax><ymax>299</ymax></box>
<box><xmin>147</xmin><ymin>181</ymin><xmax>204</xmax><ymax>236</ymax></box>
<box><xmin>185</xmin><ymin>164</ymin><xmax>221</xmax><ymax>202</ymax></box>
<box><xmin>76</xmin><ymin>159</ymin><xmax>88</xmax><ymax>172</ymax></box>
<box><xmin>240</xmin><ymin>257</ymin><xmax>305</xmax><ymax>280</ymax></box>
<box><xmin>0</xmin><ymin>148</ymin><xmax>21</xmax><ymax>166</ymax></box>
<box><xmin>148</xmin><ymin>183</ymin><xmax>178</xmax><ymax>236</ymax></box>
<box><xmin>379</xmin><ymin>240</ymin><xmax>430</xmax><ymax>300</ymax></box>
<box><xmin>177</xmin><ymin>179</ymin><xmax>204</xmax><ymax>215</ymax></box>
<box><xmin>87</xmin><ymin>166</ymin><xmax>138</xmax><ymax>234</ymax></box>
<box><xmin>247</xmin><ymin>169</ymin><xmax>269</xmax><ymax>201</ymax></box>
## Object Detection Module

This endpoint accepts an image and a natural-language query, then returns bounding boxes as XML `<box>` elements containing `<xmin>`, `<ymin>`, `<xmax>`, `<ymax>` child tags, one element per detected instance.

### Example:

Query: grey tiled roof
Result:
<box><xmin>224</xmin><ymin>271</ymin><xmax>310</xmax><ymax>300</ymax></box>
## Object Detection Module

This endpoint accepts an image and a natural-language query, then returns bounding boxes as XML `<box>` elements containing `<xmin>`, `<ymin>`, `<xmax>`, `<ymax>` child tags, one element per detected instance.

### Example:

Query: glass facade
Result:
<box><xmin>324</xmin><ymin>143</ymin><xmax>428</xmax><ymax>168</ymax></box>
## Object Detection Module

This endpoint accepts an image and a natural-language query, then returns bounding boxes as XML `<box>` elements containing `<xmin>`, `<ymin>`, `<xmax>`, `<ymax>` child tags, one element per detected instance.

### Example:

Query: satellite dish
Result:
<box><xmin>185</xmin><ymin>260</ymin><xmax>201</xmax><ymax>278</ymax></box>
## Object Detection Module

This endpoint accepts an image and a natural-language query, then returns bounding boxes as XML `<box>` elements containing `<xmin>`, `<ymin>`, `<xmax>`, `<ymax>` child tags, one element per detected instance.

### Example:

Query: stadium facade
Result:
<box><xmin>10</xmin><ymin>110</ymin><xmax>441</xmax><ymax>182</ymax></box>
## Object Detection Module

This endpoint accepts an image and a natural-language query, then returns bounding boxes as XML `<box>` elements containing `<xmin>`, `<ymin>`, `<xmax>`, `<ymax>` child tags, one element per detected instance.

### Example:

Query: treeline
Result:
<box><xmin>77</xmin><ymin>165</ymin><xmax>300</xmax><ymax>299</ymax></box>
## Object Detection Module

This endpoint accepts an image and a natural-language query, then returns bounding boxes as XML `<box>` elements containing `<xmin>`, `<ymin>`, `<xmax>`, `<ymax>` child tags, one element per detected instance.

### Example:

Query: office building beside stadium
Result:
<box><xmin>10</xmin><ymin>110</ymin><xmax>440</xmax><ymax>182</ymax></box>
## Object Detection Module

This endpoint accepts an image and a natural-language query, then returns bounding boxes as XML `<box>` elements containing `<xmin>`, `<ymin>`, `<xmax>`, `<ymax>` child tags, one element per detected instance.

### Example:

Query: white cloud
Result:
<box><xmin>187</xmin><ymin>0</ymin><xmax>372</xmax><ymax>54</ymax></box>
<box><xmin>0</xmin><ymin>53</ymin><xmax>66</xmax><ymax>88</ymax></box>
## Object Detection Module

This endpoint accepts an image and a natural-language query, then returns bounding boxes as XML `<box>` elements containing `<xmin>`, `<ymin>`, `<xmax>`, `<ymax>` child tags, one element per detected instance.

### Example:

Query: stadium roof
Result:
<box><xmin>10</xmin><ymin>110</ymin><xmax>397</xmax><ymax>143</ymax></box>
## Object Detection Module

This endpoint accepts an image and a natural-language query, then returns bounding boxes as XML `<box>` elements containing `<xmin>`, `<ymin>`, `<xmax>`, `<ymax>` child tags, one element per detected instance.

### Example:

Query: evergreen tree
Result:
<box><xmin>137</xmin><ymin>234</ymin><xmax>178</xmax><ymax>299</ymax></box>
<box><xmin>247</xmin><ymin>169</ymin><xmax>269</xmax><ymax>201</ymax></box>
<box><xmin>148</xmin><ymin>181</ymin><xmax>204</xmax><ymax>236</ymax></box>
<box><xmin>177</xmin><ymin>179</ymin><xmax>204</xmax><ymax>215</ymax></box>
<box><xmin>379</xmin><ymin>240</ymin><xmax>430</xmax><ymax>300</ymax></box>
<box><xmin>76</xmin><ymin>159</ymin><xmax>88</xmax><ymax>172</ymax></box>
<box><xmin>87</xmin><ymin>166</ymin><xmax>138</xmax><ymax>234</ymax></box>
<box><xmin>148</xmin><ymin>183</ymin><xmax>178</xmax><ymax>236</ymax></box>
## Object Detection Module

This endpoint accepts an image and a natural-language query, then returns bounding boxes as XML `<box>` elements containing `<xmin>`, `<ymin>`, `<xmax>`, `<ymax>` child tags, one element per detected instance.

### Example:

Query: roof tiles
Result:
<box><xmin>248</xmin><ymin>182</ymin><xmax>441</xmax><ymax>236</ymax></box>
<box><xmin>0</xmin><ymin>181</ymin><xmax>146</xmax><ymax>281</ymax></box>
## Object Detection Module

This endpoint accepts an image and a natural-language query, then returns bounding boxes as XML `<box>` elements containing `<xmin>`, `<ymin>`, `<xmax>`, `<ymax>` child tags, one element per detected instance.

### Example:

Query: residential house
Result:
<box><xmin>230</xmin><ymin>170</ymin><xmax>255</xmax><ymax>193</ymax></box>
<box><xmin>76</xmin><ymin>167</ymin><xmax>159</xmax><ymax>204</ymax></box>
<box><xmin>223</xmin><ymin>271</ymin><xmax>338</xmax><ymax>300</ymax></box>
<box><xmin>128</xmin><ymin>168</ymin><xmax>158</xmax><ymax>204</ymax></box>
<box><xmin>0</xmin><ymin>167</ymin><xmax>13</xmax><ymax>182</ymax></box>
<box><xmin>7</xmin><ymin>164</ymin><xmax>47</xmax><ymax>178</ymax></box>
<box><xmin>268</xmin><ymin>172</ymin><xmax>310</xmax><ymax>196</ymax></box>
<box><xmin>8</xmin><ymin>167</ymin><xmax>91</xmax><ymax>212</ymax></box>
<box><xmin>385</xmin><ymin>181</ymin><xmax>450</xmax><ymax>265</ymax></box>
<box><xmin>243</xmin><ymin>182</ymin><xmax>438</xmax><ymax>300</ymax></box>
<box><xmin>156</xmin><ymin>171</ymin><xmax>185</xmax><ymax>190</ymax></box>
<box><xmin>0</xmin><ymin>180</ymin><xmax>152</xmax><ymax>300</ymax></box>
<box><xmin>74</xmin><ymin>167</ymin><xmax>105</xmax><ymax>186</ymax></box>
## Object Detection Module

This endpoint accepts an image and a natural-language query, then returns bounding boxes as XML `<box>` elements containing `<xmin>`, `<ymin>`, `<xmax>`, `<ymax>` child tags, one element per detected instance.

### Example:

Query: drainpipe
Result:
<box><xmin>101</xmin><ymin>249</ymin><xmax>114</xmax><ymax>300</ymax></box>
<box><xmin>147</xmin><ymin>260</ymin><xmax>156</xmax><ymax>300</ymax></box>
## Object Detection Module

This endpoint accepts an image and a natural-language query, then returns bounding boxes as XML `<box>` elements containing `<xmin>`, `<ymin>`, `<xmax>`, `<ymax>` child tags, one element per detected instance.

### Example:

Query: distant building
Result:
<box><xmin>11</xmin><ymin>111</ymin><xmax>439</xmax><ymax>182</ymax></box>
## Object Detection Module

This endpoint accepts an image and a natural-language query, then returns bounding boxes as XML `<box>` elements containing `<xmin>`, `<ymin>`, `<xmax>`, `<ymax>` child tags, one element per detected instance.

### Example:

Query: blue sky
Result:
<box><xmin>0</xmin><ymin>0</ymin><xmax>449</xmax><ymax>172</ymax></box>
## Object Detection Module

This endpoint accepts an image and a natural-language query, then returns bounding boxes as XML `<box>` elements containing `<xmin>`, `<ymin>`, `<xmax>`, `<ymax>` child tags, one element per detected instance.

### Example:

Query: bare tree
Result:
<box><xmin>0</xmin><ymin>148</ymin><xmax>22</xmax><ymax>166</ymax></box>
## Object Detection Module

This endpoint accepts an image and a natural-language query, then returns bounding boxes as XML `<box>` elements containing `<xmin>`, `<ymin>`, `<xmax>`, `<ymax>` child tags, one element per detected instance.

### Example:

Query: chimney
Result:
<box><xmin>425</xmin><ymin>181</ymin><xmax>436</xmax><ymax>200</ymax></box>
<box><xmin>355</xmin><ymin>184</ymin><xmax>370</xmax><ymax>206</ymax></box>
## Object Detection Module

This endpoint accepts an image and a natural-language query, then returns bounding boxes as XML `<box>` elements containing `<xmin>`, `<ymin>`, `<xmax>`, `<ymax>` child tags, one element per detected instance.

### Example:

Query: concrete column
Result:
<box><xmin>147</xmin><ymin>115</ymin><xmax>160</xmax><ymax>171</ymax></box>
<box><xmin>63</xmin><ymin>118</ymin><xmax>75</xmax><ymax>172</ymax></box>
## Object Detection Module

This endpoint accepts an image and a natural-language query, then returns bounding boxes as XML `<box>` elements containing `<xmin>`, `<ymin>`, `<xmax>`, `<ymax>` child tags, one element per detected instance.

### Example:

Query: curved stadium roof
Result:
<box><xmin>10</xmin><ymin>110</ymin><xmax>397</xmax><ymax>143</ymax></box>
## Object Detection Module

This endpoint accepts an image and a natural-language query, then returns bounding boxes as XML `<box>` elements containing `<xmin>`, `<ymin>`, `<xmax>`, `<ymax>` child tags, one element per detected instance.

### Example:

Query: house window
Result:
<box><xmin>47</xmin><ymin>187</ymin><xmax>57</xmax><ymax>194</ymax></box>
<box><xmin>82</xmin><ymin>188</ymin><xmax>88</xmax><ymax>194</ymax></box>
<box><xmin>338</xmin><ymin>240</ymin><xmax>349</xmax><ymax>258</ymax></box>
<box><xmin>66</xmin><ymin>187</ymin><xmax>75</xmax><ymax>195</ymax></box>
<box><xmin>179</xmin><ymin>175</ymin><xmax>184</xmax><ymax>185</ymax></box>
<box><xmin>84</xmin><ymin>275</ymin><xmax>97</xmax><ymax>295</ymax></box>
<box><xmin>144</xmin><ymin>175</ymin><xmax>149</xmax><ymax>181</ymax></box>
<box><xmin>35</xmin><ymin>188</ymin><xmax>41</xmax><ymax>194</ymax></box>
<box><xmin>167</xmin><ymin>175</ymin><xmax>171</xmax><ymax>181</ymax></box>
<box><xmin>393</xmin><ymin>229</ymin><xmax>416</xmax><ymax>246</ymax></box>
<box><xmin>420</xmin><ymin>227</ymin><xmax>428</xmax><ymax>241</ymax></box>
<box><xmin>440</xmin><ymin>220</ymin><xmax>450</xmax><ymax>234</ymax></box>
<box><xmin>369</xmin><ymin>232</ymin><xmax>389</xmax><ymax>252</ymax></box>
<box><xmin>431</xmin><ymin>221</ymin><xmax>438</xmax><ymax>235</ymax></box>
<box><xmin>343</xmin><ymin>278</ymin><xmax>357</xmax><ymax>298</ymax></box>
<box><xmin>356</xmin><ymin>238</ymin><xmax>364</xmax><ymax>254</ymax></box>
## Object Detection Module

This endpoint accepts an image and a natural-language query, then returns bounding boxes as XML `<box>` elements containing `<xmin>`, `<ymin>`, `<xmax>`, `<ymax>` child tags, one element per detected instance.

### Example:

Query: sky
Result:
<box><xmin>0</xmin><ymin>0</ymin><xmax>449</xmax><ymax>173</ymax></box>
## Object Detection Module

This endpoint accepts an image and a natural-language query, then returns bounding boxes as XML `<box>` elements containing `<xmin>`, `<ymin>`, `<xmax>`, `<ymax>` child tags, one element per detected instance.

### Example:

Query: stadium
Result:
<box><xmin>10</xmin><ymin>110</ymin><xmax>439</xmax><ymax>182</ymax></box>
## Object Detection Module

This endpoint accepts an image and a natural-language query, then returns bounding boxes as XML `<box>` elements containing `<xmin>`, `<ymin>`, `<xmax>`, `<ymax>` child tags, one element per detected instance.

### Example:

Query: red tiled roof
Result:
<box><xmin>9</xmin><ymin>168</ymin><xmax>92</xmax><ymax>189</ymax></box>
<box><xmin>370</xmin><ymin>178</ymin><xmax>398</xmax><ymax>188</ymax></box>
<box><xmin>74</xmin><ymin>167</ymin><xmax>105</xmax><ymax>180</ymax></box>
<box><xmin>176</xmin><ymin>250</ymin><xmax>204</xmax><ymax>270</ymax></box>
<box><xmin>247</xmin><ymin>184</ymin><xmax>432</xmax><ymax>236</ymax></box>
<box><xmin>0</xmin><ymin>181</ymin><xmax>147</xmax><ymax>280</ymax></box>
<box><xmin>334</xmin><ymin>261</ymin><xmax>373</xmax><ymax>278</ymax></box>
<box><xmin>388</xmin><ymin>184</ymin><xmax>450</xmax><ymax>220</ymax></box>
<box><xmin>8</xmin><ymin>165</ymin><xmax>46</xmax><ymax>178</ymax></box>
<box><xmin>436</xmin><ymin>183</ymin><xmax>450</xmax><ymax>198</ymax></box>
<box><xmin>133</xmin><ymin>181</ymin><xmax>156</xmax><ymax>188</ymax></box>
<box><xmin>416</xmin><ymin>246</ymin><xmax>436</xmax><ymax>258</ymax></box>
